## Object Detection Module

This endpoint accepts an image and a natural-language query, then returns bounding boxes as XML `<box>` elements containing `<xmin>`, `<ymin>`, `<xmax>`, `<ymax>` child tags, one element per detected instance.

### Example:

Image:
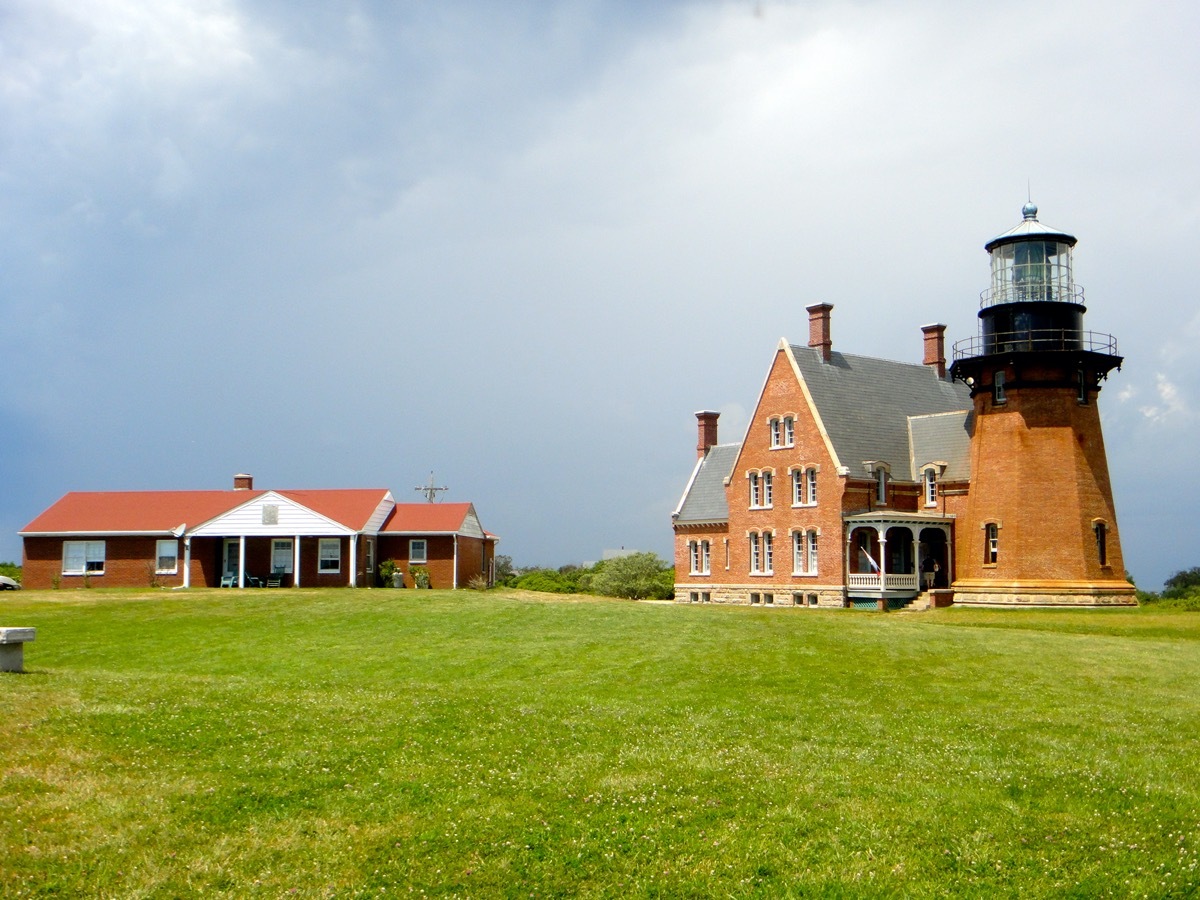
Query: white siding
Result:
<box><xmin>191</xmin><ymin>492</ymin><xmax>354</xmax><ymax>537</ymax></box>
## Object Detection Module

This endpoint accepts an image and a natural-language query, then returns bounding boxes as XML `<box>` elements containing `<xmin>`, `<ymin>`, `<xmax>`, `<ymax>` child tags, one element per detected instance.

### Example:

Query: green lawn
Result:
<box><xmin>2</xmin><ymin>590</ymin><xmax>1198</xmax><ymax>898</ymax></box>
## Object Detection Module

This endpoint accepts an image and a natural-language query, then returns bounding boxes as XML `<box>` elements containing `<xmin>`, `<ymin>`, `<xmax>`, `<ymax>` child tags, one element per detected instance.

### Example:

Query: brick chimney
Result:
<box><xmin>922</xmin><ymin>323</ymin><xmax>947</xmax><ymax>378</ymax></box>
<box><xmin>807</xmin><ymin>303</ymin><xmax>833</xmax><ymax>362</ymax></box>
<box><xmin>695</xmin><ymin>410</ymin><xmax>719</xmax><ymax>459</ymax></box>
<box><xmin>233</xmin><ymin>473</ymin><xmax>254</xmax><ymax>491</ymax></box>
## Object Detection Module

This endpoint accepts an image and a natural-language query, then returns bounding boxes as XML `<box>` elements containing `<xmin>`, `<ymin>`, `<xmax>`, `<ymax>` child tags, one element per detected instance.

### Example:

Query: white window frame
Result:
<box><xmin>762</xmin><ymin>531</ymin><xmax>773</xmax><ymax>574</ymax></box>
<box><xmin>985</xmin><ymin>523</ymin><xmax>999</xmax><ymax>565</ymax></box>
<box><xmin>875</xmin><ymin>467</ymin><xmax>888</xmax><ymax>505</ymax></box>
<box><xmin>792</xmin><ymin>530</ymin><xmax>819</xmax><ymax>576</ymax></box>
<box><xmin>923</xmin><ymin>468</ymin><xmax>938</xmax><ymax>507</ymax></box>
<box><xmin>409</xmin><ymin>538</ymin><xmax>428</xmax><ymax>564</ymax></box>
<box><xmin>155</xmin><ymin>539</ymin><xmax>179</xmax><ymax>575</ymax></box>
<box><xmin>318</xmin><ymin>538</ymin><xmax>342</xmax><ymax>574</ymax></box>
<box><xmin>806</xmin><ymin>468</ymin><xmax>818</xmax><ymax>506</ymax></box>
<box><xmin>749</xmin><ymin>532</ymin><xmax>760</xmax><ymax>573</ymax></box>
<box><xmin>700</xmin><ymin>540</ymin><xmax>710</xmax><ymax>575</ymax></box>
<box><xmin>749</xmin><ymin>472</ymin><xmax>762</xmax><ymax>508</ymax></box>
<box><xmin>272</xmin><ymin>539</ymin><xmax>294</xmax><ymax>574</ymax></box>
<box><xmin>63</xmin><ymin>540</ymin><xmax>105</xmax><ymax>576</ymax></box>
<box><xmin>792</xmin><ymin>469</ymin><xmax>803</xmax><ymax>506</ymax></box>
<box><xmin>783</xmin><ymin>416</ymin><xmax>795</xmax><ymax>447</ymax></box>
<box><xmin>807</xmin><ymin>531</ymin><xmax>818</xmax><ymax>575</ymax></box>
<box><xmin>689</xmin><ymin>540</ymin><xmax>700</xmax><ymax>575</ymax></box>
<box><xmin>762</xmin><ymin>471</ymin><xmax>773</xmax><ymax>508</ymax></box>
<box><xmin>365</xmin><ymin>537</ymin><xmax>376</xmax><ymax>573</ymax></box>
<box><xmin>994</xmin><ymin>370</ymin><xmax>1007</xmax><ymax>405</ymax></box>
<box><xmin>769</xmin><ymin>418</ymin><xmax>782</xmax><ymax>449</ymax></box>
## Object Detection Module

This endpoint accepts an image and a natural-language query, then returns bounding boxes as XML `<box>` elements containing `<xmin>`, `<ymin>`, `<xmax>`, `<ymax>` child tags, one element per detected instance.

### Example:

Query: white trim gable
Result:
<box><xmin>190</xmin><ymin>491</ymin><xmax>358</xmax><ymax>537</ymax></box>
<box><xmin>459</xmin><ymin>505</ymin><xmax>486</xmax><ymax>539</ymax></box>
<box><xmin>363</xmin><ymin>492</ymin><xmax>395</xmax><ymax>534</ymax></box>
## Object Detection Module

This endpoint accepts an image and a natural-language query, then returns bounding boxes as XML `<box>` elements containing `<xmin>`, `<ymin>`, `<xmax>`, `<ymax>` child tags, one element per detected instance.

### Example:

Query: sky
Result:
<box><xmin>2</xmin><ymin>0</ymin><xmax>1197</xmax><ymax>589</ymax></box>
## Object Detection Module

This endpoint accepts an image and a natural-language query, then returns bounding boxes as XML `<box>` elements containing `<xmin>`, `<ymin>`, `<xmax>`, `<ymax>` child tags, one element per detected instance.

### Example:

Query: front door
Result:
<box><xmin>223</xmin><ymin>540</ymin><xmax>240</xmax><ymax>579</ymax></box>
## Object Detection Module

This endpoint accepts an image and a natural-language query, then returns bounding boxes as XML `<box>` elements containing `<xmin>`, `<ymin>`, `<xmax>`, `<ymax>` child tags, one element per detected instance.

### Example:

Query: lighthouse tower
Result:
<box><xmin>949</xmin><ymin>203</ymin><xmax>1136</xmax><ymax>606</ymax></box>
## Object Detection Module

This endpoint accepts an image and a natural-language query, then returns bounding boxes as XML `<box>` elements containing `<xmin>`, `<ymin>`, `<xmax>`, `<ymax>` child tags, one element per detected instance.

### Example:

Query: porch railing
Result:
<box><xmin>848</xmin><ymin>573</ymin><xmax>919</xmax><ymax>592</ymax></box>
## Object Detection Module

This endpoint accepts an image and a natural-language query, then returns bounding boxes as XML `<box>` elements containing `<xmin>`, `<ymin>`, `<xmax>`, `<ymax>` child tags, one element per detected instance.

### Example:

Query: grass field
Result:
<box><xmin>2</xmin><ymin>589</ymin><xmax>1199</xmax><ymax>898</ymax></box>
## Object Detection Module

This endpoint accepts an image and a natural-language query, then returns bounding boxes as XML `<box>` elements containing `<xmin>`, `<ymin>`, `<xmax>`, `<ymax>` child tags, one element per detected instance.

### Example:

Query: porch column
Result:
<box><xmin>183</xmin><ymin>537</ymin><xmax>191</xmax><ymax>589</ymax></box>
<box><xmin>877</xmin><ymin>527</ymin><xmax>888</xmax><ymax>592</ymax></box>
<box><xmin>913</xmin><ymin>533</ymin><xmax>921</xmax><ymax>590</ymax></box>
<box><xmin>349</xmin><ymin>534</ymin><xmax>358</xmax><ymax>587</ymax></box>
<box><xmin>238</xmin><ymin>536</ymin><xmax>246</xmax><ymax>588</ymax></box>
<box><xmin>293</xmin><ymin>536</ymin><xmax>301</xmax><ymax>587</ymax></box>
<box><xmin>453</xmin><ymin>535</ymin><xmax>459</xmax><ymax>589</ymax></box>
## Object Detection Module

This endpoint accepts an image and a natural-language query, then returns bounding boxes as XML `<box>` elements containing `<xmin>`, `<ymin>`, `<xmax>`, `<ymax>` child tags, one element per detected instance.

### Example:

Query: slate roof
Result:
<box><xmin>908</xmin><ymin>410</ymin><xmax>974</xmax><ymax>481</ymax></box>
<box><xmin>789</xmin><ymin>345</ymin><xmax>973</xmax><ymax>480</ymax></box>
<box><xmin>673</xmin><ymin>443</ymin><xmax>740</xmax><ymax>524</ymax></box>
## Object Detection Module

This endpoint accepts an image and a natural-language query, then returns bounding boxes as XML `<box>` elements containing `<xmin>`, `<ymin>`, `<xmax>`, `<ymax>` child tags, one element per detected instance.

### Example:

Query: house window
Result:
<box><xmin>689</xmin><ymin>541</ymin><xmax>700</xmax><ymax>574</ymax></box>
<box><xmin>318</xmin><ymin>538</ymin><xmax>341</xmax><ymax>573</ymax></box>
<box><xmin>365</xmin><ymin>537</ymin><xmax>376</xmax><ymax>573</ymax></box>
<box><xmin>806</xmin><ymin>468</ymin><xmax>818</xmax><ymax>505</ymax></box>
<box><xmin>762</xmin><ymin>472</ymin><xmax>773</xmax><ymax>508</ymax></box>
<box><xmin>701</xmin><ymin>591</ymin><xmax>711</xmax><ymax>603</ymax></box>
<box><xmin>155</xmin><ymin>540</ymin><xmax>179</xmax><ymax>575</ymax></box>
<box><xmin>763</xmin><ymin>531</ymin><xmax>773</xmax><ymax>574</ymax></box>
<box><xmin>690</xmin><ymin>591</ymin><xmax>699</xmax><ymax>603</ymax></box>
<box><xmin>749</xmin><ymin>472</ymin><xmax>761</xmax><ymax>507</ymax></box>
<box><xmin>764</xmin><ymin>593</ymin><xmax>774</xmax><ymax>605</ymax></box>
<box><xmin>875</xmin><ymin>467</ymin><xmax>888</xmax><ymax>505</ymax></box>
<box><xmin>750</xmin><ymin>592</ymin><xmax>761</xmax><ymax>604</ymax></box>
<box><xmin>783</xmin><ymin>416</ymin><xmax>795</xmax><ymax>446</ymax></box>
<box><xmin>769</xmin><ymin>418</ymin><xmax>782</xmax><ymax>448</ymax></box>
<box><xmin>1094</xmin><ymin>522</ymin><xmax>1108</xmax><ymax>567</ymax></box>
<box><xmin>700</xmin><ymin>540</ymin><xmax>711</xmax><ymax>575</ymax></box>
<box><xmin>63</xmin><ymin>541</ymin><xmax>105</xmax><ymax>576</ymax></box>
<box><xmin>793</xmin><ymin>531</ymin><xmax>817</xmax><ymax>575</ymax></box>
<box><xmin>994</xmin><ymin>370</ymin><xmax>1007</xmax><ymax>405</ymax></box>
<box><xmin>749</xmin><ymin>533</ymin><xmax>761</xmax><ymax>573</ymax></box>
<box><xmin>923</xmin><ymin>468</ymin><xmax>938</xmax><ymax>507</ymax></box>
<box><xmin>410</xmin><ymin>539</ymin><xmax>428</xmax><ymax>564</ymax></box>
<box><xmin>272</xmin><ymin>539</ymin><xmax>294</xmax><ymax>574</ymax></box>
<box><xmin>985</xmin><ymin>523</ymin><xmax>999</xmax><ymax>564</ymax></box>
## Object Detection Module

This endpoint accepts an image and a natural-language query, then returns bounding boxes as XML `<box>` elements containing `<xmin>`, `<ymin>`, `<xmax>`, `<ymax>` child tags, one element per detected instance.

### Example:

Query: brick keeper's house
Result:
<box><xmin>20</xmin><ymin>474</ymin><xmax>498</xmax><ymax>590</ymax></box>
<box><xmin>673</xmin><ymin>203</ymin><xmax>1135</xmax><ymax>609</ymax></box>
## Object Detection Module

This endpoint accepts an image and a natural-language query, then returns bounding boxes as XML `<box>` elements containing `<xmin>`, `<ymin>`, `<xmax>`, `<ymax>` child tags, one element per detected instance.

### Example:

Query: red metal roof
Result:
<box><xmin>21</xmin><ymin>491</ymin><xmax>255</xmax><ymax>534</ymax></box>
<box><xmin>22</xmin><ymin>488</ymin><xmax>392</xmax><ymax>534</ymax></box>
<box><xmin>381</xmin><ymin>502</ymin><xmax>473</xmax><ymax>534</ymax></box>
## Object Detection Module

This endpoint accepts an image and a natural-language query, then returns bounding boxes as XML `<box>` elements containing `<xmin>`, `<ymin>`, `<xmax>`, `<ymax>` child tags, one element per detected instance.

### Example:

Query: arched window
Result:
<box><xmin>806</xmin><ymin>468</ymin><xmax>818</xmax><ymax>505</ymax></box>
<box><xmin>783</xmin><ymin>416</ymin><xmax>795</xmax><ymax>446</ymax></box>
<box><xmin>769</xmin><ymin>418</ymin><xmax>782</xmax><ymax>448</ymax></box>
<box><xmin>985</xmin><ymin>523</ymin><xmax>999</xmax><ymax>564</ymax></box>
<box><xmin>923</xmin><ymin>468</ymin><xmax>938</xmax><ymax>507</ymax></box>
<box><xmin>763</xmin><ymin>531</ymin><xmax>774</xmax><ymax>574</ymax></box>
<box><xmin>762</xmin><ymin>471</ymin><xmax>773</xmax><ymax>508</ymax></box>
<box><xmin>1093</xmin><ymin>522</ymin><xmax>1108</xmax><ymax>567</ymax></box>
<box><xmin>749</xmin><ymin>533</ymin><xmax>761</xmax><ymax>573</ymax></box>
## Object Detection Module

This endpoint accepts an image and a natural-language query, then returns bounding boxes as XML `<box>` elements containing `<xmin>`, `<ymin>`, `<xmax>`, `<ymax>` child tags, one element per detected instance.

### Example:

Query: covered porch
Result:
<box><xmin>845</xmin><ymin>511</ymin><xmax>954</xmax><ymax>606</ymax></box>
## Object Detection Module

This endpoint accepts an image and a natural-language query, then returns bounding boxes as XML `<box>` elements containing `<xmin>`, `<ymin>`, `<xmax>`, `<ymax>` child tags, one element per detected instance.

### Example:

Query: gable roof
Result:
<box><xmin>381</xmin><ymin>502</ymin><xmax>487</xmax><ymax>538</ymax></box>
<box><xmin>789</xmin><ymin>345</ymin><xmax>972</xmax><ymax>480</ymax></box>
<box><xmin>673</xmin><ymin>443</ymin><xmax>740</xmax><ymax>525</ymax></box>
<box><xmin>21</xmin><ymin>488</ymin><xmax>394</xmax><ymax>536</ymax></box>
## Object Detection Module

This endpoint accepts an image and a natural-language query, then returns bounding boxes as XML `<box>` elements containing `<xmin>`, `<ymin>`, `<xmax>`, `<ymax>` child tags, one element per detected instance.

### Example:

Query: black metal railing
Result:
<box><xmin>952</xmin><ymin>329</ymin><xmax>1118</xmax><ymax>360</ymax></box>
<box><xmin>979</xmin><ymin>282</ymin><xmax>1085</xmax><ymax>308</ymax></box>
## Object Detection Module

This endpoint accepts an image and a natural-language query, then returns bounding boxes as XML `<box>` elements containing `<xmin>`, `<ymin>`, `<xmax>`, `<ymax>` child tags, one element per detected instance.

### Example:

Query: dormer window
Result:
<box><xmin>923</xmin><ymin>468</ymin><xmax>938</xmax><ymax>507</ymax></box>
<box><xmin>875</xmin><ymin>467</ymin><xmax>888</xmax><ymax>505</ymax></box>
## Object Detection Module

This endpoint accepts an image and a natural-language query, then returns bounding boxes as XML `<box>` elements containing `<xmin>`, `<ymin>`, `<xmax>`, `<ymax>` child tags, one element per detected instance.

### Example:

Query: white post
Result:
<box><xmin>349</xmin><ymin>534</ymin><xmax>358</xmax><ymax>587</ymax></box>
<box><xmin>238</xmin><ymin>537</ymin><xmax>246</xmax><ymax>588</ymax></box>
<box><xmin>877</xmin><ymin>527</ymin><xmax>888</xmax><ymax>594</ymax></box>
<box><xmin>293</xmin><ymin>536</ymin><xmax>301</xmax><ymax>587</ymax></box>
<box><xmin>183</xmin><ymin>537</ymin><xmax>191</xmax><ymax>589</ymax></box>
<box><xmin>453</xmin><ymin>535</ymin><xmax>459</xmax><ymax>589</ymax></box>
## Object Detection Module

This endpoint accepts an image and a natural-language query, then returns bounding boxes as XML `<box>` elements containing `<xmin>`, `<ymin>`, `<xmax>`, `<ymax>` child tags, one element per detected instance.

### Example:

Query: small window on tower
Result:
<box><xmin>1078</xmin><ymin>369</ymin><xmax>1089</xmax><ymax>405</ymax></box>
<box><xmin>994</xmin><ymin>370</ymin><xmax>1007</xmax><ymax>405</ymax></box>
<box><xmin>1094</xmin><ymin>522</ymin><xmax>1108</xmax><ymax>567</ymax></box>
<box><xmin>985</xmin><ymin>523</ymin><xmax>999</xmax><ymax>565</ymax></box>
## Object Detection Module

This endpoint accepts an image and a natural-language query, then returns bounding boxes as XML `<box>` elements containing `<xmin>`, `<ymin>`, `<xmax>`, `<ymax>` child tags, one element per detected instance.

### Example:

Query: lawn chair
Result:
<box><xmin>245</xmin><ymin>573</ymin><xmax>262</xmax><ymax>588</ymax></box>
<box><xmin>266</xmin><ymin>570</ymin><xmax>283</xmax><ymax>588</ymax></box>
<box><xmin>219</xmin><ymin>574</ymin><xmax>235</xmax><ymax>588</ymax></box>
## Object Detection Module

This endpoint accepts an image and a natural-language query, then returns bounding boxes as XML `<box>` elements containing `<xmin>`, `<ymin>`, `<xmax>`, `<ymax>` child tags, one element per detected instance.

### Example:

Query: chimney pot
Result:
<box><xmin>807</xmin><ymin>303</ymin><xmax>833</xmax><ymax>362</ymax></box>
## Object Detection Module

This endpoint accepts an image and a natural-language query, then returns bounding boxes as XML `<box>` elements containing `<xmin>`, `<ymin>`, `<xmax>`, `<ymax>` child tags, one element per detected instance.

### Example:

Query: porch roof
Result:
<box><xmin>844</xmin><ymin>510</ymin><xmax>956</xmax><ymax>529</ymax></box>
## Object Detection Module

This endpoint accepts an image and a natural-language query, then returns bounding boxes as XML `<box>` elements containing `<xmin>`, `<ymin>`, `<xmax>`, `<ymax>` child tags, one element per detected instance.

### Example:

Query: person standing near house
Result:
<box><xmin>921</xmin><ymin>556</ymin><xmax>938</xmax><ymax>591</ymax></box>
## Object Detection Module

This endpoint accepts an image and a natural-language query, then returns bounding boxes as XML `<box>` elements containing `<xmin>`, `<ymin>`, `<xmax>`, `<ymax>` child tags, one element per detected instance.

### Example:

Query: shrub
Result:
<box><xmin>411</xmin><ymin>566</ymin><xmax>431</xmax><ymax>589</ymax></box>
<box><xmin>590</xmin><ymin>552</ymin><xmax>674</xmax><ymax>601</ymax></box>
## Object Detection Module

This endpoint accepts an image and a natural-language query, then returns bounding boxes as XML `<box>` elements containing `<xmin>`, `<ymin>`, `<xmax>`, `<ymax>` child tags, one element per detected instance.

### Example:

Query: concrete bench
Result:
<box><xmin>0</xmin><ymin>627</ymin><xmax>36</xmax><ymax>673</ymax></box>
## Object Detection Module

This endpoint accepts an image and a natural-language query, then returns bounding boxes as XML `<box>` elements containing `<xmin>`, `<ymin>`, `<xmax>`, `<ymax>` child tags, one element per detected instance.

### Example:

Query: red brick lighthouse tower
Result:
<box><xmin>949</xmin><ymin>203</ymin><xmax>1136</xmax><ymax>606</ymax></box>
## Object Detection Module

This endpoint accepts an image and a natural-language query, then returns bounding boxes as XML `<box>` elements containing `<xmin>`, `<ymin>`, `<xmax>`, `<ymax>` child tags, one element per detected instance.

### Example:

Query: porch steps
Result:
<box><xmin>898</xmin><ymin>592</ymin><xmax>933</xmax><ymax>612</ymax></box>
